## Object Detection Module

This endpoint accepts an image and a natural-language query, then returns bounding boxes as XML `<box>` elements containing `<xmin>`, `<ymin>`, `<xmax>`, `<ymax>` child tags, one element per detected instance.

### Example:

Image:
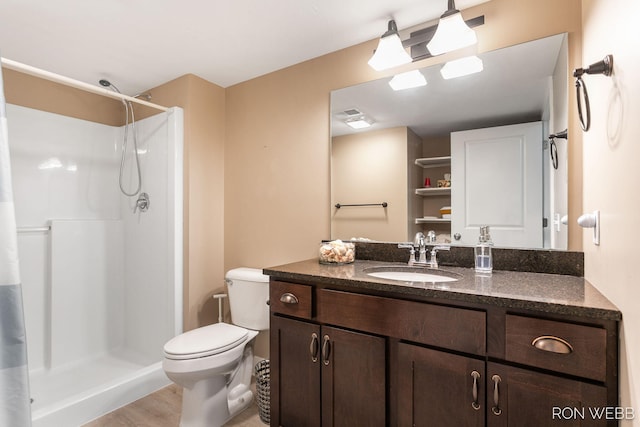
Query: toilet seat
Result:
<box><xmin>164</xmin><ymin>322</ymin><xmax>248</xmax><ymax>360</ymax></box>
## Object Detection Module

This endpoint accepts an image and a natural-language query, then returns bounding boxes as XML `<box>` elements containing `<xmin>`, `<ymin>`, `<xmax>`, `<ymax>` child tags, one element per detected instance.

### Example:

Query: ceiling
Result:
<box><xmin>0</xmin><ymin>0</ymin><xmax>489</xmax><ymax>96</ymax></box>
<box><xmin>331</xmin><ymin>33</ymin><xmax>566</xmax><ymax>138</ymax></box>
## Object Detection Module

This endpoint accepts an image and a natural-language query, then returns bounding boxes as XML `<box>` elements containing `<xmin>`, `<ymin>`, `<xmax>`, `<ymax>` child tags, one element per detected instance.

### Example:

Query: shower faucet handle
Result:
<box><xmin>134</xmin><ymin>192</ymin><xmax>150</xmax><ymax>213</ymax></box>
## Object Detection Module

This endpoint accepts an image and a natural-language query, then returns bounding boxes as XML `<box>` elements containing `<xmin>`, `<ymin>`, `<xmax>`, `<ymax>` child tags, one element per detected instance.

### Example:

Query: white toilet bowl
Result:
<box><xmin>162</xmin><ymin>268</ymin><xmax>269</xmax><ymax>427</ymax></box>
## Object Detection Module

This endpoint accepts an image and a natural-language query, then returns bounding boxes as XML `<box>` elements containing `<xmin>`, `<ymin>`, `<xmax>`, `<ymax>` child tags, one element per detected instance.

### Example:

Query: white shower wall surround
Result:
<box><xmin>7</xmin><ymin>104</ymin><xmax>184</xmax><ymax>426</ymax></box>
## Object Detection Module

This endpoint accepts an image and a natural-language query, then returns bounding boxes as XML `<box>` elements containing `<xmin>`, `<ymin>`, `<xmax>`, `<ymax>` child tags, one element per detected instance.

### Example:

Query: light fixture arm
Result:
<box><xmin>382</xmin><ymin>20</ymin><xmax>400</xmax><ymax>38</ymax></box>
<box><xmin>442</xmin><ymin>0</ymin><xmax>460</xmax><ymax>18</ymax></box>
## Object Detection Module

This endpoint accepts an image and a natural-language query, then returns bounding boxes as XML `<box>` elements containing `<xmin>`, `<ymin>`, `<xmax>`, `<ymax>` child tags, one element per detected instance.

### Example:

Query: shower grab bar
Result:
<box><xmin>1</xmin><ymin>57</ymin><xmax>169</xmax><ymax>112</ymax></box>
<box><xmin>17</xmin><ymin>226</ymin><xmax>51</xmax><ymax>233</ymax></box>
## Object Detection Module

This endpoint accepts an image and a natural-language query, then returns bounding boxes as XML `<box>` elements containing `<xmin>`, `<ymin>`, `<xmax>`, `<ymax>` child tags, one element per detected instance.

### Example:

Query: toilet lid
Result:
<box><xmin>164</xmin><ymin>322</ymin><xmax>249</xmax><ymax>360</ymax></box>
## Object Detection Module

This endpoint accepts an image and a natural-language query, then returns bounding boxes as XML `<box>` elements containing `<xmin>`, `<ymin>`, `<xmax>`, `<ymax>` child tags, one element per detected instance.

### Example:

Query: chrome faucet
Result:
<box><xmin>428</xmin><ymin>245</ymin><xmax>450</xmax><ymax>269</ymax></box>
<box><xmin>397</xmin><ymin>243</ymin><xmax>416</xmax><ymax>265</ymax></box>
<box><xmin>399</xmin><ymin>231</ymin><xmax>450</xmax><ymax>268</ymax></box>
<box><xmin>414</xmin><ymin>232</ymin><xmax>427</xmax><ymax>264</ymax></box>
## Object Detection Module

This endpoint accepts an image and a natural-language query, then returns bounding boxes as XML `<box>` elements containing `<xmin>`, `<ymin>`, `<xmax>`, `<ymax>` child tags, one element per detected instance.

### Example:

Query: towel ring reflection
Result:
<box><xmin>550</xmin><ymin>140</ymin><xmax>558</xmax><ymax>169</ymax></box>
<box><xmin>548</xmin><ymin>129</ymin><xmax>567</xmax><ymax>170</ymax></box>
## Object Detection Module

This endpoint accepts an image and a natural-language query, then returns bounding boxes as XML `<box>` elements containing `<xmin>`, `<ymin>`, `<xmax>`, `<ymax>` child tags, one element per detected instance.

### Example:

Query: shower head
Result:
<box><xmin>98</xmin><ymin>79</ymin><xmax>122</xmax><ymax>94</ymax></box>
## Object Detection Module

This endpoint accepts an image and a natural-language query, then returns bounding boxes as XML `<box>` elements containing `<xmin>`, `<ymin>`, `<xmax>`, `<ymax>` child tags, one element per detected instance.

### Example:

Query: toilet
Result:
<box><xmin>163</xmin><ymin>267</ymin><xmax>270</xmax><ymax>427</ymax></box>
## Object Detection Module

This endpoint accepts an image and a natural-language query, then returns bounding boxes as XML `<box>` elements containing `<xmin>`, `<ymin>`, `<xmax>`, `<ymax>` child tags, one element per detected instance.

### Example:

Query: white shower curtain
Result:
<box><xmin>0</xmin><ymin>60</ymin><xmax>32</xmax><ymax>426</ymax></box>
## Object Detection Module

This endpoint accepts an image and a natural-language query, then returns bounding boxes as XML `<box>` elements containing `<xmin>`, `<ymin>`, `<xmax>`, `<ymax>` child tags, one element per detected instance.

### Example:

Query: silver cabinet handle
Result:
<box><xmin>453</xmin><ymin>233</ymin><xmax>461</xmax><ymax>241</ymax></box>
<box><xmin>471</xmin><ymin>370</ymin><xmax>481</xmax><ymax>410</ymax></box>
<box><xmin>491</xmin><ymin>375</ymin><xmax>502</xmax><ymax>416</ymax></box>
<box><xmin>279</xmin><ymin>293</ymin><xmax>299</xmax><ymax>304</ymax></box>
<box><xmin>310</xmin><ymin>333</ymin><xmax>319</xmax><ymax>363</ymax></box>
<box><xmin>321</xmin><ymin>335</ymin><xmax>331</xmax><ymax>366</ymax></box>
<box><xmin>532</xmin><ymin>336</ymin><xmax>573</xmax><ymax>354</ymax></box>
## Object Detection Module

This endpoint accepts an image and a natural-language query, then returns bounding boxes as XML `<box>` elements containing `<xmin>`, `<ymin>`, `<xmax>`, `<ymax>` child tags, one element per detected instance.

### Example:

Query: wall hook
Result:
<box><xmin>573</xmin><ymin>55</ymin><xmax>614</xmax><ymax>132</ymax></box>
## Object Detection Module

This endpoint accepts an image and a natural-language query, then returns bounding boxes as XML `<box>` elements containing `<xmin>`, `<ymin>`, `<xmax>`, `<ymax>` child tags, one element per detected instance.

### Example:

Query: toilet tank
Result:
<box><xmin>225</xmin><ymin>267</ymin><xmax>270</xmax><ymax>331</ymax></box>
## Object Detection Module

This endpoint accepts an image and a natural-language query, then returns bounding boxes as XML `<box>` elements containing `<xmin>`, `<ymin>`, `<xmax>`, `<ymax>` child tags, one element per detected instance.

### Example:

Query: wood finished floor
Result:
<box><xmin>82</xmin><ymin>384</ymin><xmax>265</xmax><ymax>427</ymax></box>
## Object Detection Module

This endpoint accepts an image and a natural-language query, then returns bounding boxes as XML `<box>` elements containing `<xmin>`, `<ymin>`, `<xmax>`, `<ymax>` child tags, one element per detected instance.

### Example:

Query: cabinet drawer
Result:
<box><xmin>269</xmin><ymin>281</ymin><xmax>312</xmax><ymax>319</ymax></box>
<box><xmin>317</xmin><ymin>289</ymin><xmax>485</xmax><ymax>355</ymax></box>
<box><xmin>505</xmin><ymin>314</ymin><xmax>607</xmax><ymax>382</ymax></box>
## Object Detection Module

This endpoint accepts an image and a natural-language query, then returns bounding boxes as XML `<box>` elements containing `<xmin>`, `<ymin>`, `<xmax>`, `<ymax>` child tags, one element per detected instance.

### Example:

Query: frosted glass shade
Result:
<box><xmin>389</xmin><ymin>70</ymin><xmax>427</xmax><ymax>91</ymax></box>
<box><xmin>440</xmin><ymin>55</ymin><xmax>484</xmax><ymax>79</ymax></box>
<box><xmin>368</xmin><ymin>33</ymin><xmax>412</xmax><ymax>71</ymax></box>
<box><xmin>427</xmin><ymin>12</ymin><xmax>477</xmax><ymax>56</ymax></box>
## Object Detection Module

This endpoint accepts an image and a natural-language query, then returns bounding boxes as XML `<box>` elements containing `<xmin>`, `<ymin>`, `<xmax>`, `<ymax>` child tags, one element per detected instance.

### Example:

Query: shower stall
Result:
<box><xmin>7</xmin><ymin>99</ymin><xmax>183</xmax><ymax>426</ymax></box>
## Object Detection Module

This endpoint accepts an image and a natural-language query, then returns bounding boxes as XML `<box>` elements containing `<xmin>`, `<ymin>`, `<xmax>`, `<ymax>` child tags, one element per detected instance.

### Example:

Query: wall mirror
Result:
<box><xmin>330</xmin><ymin>33</ymin><xmax>569</xmax><ymax>250</ymax></box>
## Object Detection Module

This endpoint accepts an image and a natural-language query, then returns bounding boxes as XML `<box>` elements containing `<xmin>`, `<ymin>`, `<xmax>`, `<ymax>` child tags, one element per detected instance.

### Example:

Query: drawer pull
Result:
<box><xmin>310</xmin><ymin>333</ymin><xmax>319</xmax><ymax>363</ymax></box>
<box><xmin>491</xmin><ymin>375</ymin><xmax>502</xmax><ymax>416</ymax></box>
<box><xmin>322</xmin><ymin>335</ymin><xmax>331</xmax><ymax>366</ymax></box>
<box><xmin>471</xmin><ymin>370</ymin><xmax>481</xmax><ymax>410</ymax></box>
<box><xmin>532</xmin><ymin>335</ymin><xmax>573</xmax><ymax>354</ymax></box>
<box><xmin>279</xmin><ymin>293</ymin><xmax>299</xmax><ymax>304</ymax></box>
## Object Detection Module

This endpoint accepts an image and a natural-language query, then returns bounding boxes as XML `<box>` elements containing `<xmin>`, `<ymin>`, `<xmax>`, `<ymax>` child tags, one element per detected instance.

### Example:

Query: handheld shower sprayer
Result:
<box><xmin>98</xmin><ymin>78</ymin><xmax>144</xmax><ymax>202</ymax></box>
<box><xmin>573</xmin><ymin>54</ymin><xmax>614</xmax><ymax>132</ymax></box>
<box><xmin>99</xmin><ymin>79</ymin><xmax>120</xmax><ymax>92</ymax></box>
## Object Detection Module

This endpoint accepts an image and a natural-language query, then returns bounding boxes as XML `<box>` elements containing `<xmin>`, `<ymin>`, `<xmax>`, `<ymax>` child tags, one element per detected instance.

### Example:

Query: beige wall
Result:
<box><xmin>145</xmin><ymin>75</ymin><xmax>226</xmax><ymax>331</ymax></box>
<box><xmin>581</xmin><ymin>0</ymin><xmax>639</xmax><ymax>422</ymax></box>
<box><xmin>331</xmin><ymin>127</ymin><xmax>410</xmax><ymax>242</ymax></box>
<box><xmin>3</xmin><ymin>68</ymin><xmax>121</xmax><ymax>124</ymax></box>
<box><xmin>224</xmin><ymin>0</ymin><xmax>584</xmax><ymax>276</ymax></box>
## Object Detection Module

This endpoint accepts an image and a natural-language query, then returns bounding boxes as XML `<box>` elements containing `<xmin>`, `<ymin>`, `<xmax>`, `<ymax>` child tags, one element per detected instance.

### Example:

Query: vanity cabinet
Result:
<box><xmin>485</xmin><ymin>362</ymin><xmax>607</xmax><ymax>427</ymax></box>
<box><xmin>269</xmin><ymin>282</ymin><xmax>386</xmax><ymax>427</ymax></box>
<box><xmin>397</xmin><ymin>341</ymin><xmax>609</xmax><ymax>427</ymax></box>
<box><xmin>268</xmin><ymin>276</ymin><xmax>618</xmax><ymax>427</ymax></box>
<box><xmin>397</xmin><ymin>343</ymin><xmax>485</xmax><ymax>426</ymax></box>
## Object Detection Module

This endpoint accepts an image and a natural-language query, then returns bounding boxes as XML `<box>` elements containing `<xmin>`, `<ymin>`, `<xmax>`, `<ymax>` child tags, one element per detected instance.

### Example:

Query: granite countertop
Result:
<box><xmin>264</xmin><ymin>259</ymin><xmax>621</xmax><ymax>321</ymax></box>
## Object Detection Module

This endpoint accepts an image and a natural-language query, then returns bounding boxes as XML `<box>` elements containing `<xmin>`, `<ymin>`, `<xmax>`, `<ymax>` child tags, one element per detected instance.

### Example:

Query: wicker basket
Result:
<box><xmin>254</xmin><ymin>359</ymin><xmax>270</xmax><ymax>424</ymax></box>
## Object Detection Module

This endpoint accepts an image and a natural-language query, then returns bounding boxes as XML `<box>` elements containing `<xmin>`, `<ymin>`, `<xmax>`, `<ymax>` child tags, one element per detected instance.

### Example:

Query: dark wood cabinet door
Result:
<box><xmin>397</xmin><ymin>342</ymin><xmax>485</xmax><ymax>427</ymax></box>
<box><xmin>321</xmin><ymin>325</ymin><xmax>386</xmax><ymax>427</ymax></box>
<box><xmin>270</xmin><ymin>315</ymin><xmax>321</xmax><ymax>427</ymax></box>
<box><xmin>486</xmin><ymin>362</ymin><xmax>609</xmax><ymax>427</ymax></box>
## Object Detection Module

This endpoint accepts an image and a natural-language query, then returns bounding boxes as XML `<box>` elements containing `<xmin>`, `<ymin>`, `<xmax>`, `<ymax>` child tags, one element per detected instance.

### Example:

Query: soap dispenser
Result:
<box><xmin>475</xmin><ymin>226</ymin><xmax>493</xmax><ymax>274</ymax></box>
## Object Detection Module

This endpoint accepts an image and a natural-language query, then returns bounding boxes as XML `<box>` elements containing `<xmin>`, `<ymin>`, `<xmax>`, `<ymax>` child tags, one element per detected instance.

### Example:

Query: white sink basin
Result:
<box><xmin>363</xmin><ymin>266</ymin><xmax>461</xmax><ymax>283</ymax></box>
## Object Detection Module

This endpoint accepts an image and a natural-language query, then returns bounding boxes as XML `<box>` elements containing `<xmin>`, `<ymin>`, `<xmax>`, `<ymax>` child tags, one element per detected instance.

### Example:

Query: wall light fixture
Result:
<box><xmin>367</xmin><ymin>20</ymin><xmax>412</xmax><ymax>71</ymax></box>
<box><xmin>427</xmin><ymin>0</ymin><xmax>478</xmax><ymax>55</ymax></box>
<box><xmin>367</xmin><ymin>9</ymin><xmax>484</xmax><ymax>72</ymax></box>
